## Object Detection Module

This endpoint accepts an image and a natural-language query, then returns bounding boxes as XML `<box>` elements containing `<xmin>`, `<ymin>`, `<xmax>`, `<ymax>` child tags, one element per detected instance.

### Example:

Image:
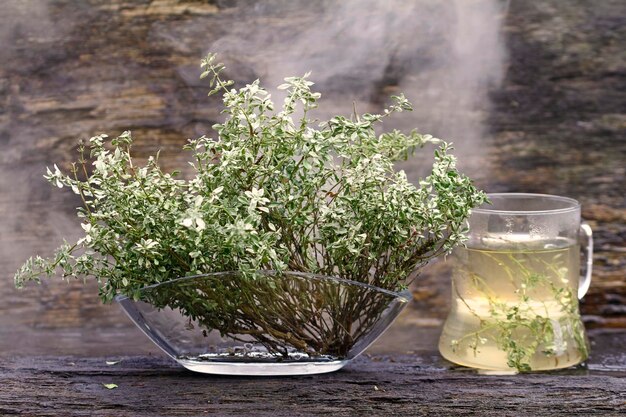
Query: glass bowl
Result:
<box><xmin>116</xmin><ymin>270</ymin><xmax>410</xmax><ymax>376</ymax></box>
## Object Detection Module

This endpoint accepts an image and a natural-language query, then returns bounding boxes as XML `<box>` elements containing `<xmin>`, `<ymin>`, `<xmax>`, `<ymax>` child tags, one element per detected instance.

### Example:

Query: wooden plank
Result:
<box><xmin>1</xmin><ymin>329</ymin><xmax>624</xmax><ymax>416</ymax></box>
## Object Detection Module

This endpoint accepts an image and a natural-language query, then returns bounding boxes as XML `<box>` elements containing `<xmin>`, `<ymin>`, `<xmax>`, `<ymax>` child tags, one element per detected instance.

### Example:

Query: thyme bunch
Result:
<box><xmin>15</xmin><ymin>54</ymin><xmax>486</xmax><ymax>356</ymax></box>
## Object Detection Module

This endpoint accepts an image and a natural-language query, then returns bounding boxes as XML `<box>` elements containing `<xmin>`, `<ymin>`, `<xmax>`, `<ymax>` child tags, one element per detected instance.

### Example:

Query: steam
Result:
<box><xmin>205</xmin><ymin>0</ymin><xmax>507</xmax><ymax>177</ymax></box>
<box><xmin>0</xmin><ymin>0</ymin><xmax>66</xmax><ymax>64</ymax></box>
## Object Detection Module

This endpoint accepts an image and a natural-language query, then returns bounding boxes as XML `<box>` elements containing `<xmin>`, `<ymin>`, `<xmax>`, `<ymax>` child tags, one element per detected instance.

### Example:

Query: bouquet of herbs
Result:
<box><xmin>15</xmin><ymin>54</ymin><xmax>486</xmax><ymax>357</ymax></box>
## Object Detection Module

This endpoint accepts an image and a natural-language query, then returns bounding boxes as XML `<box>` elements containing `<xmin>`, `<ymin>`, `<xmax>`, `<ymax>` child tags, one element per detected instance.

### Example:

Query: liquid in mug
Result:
<box><xmin>439</xmin><ymin>236</ymin><xmax>589</xmax><ymax>372</ymax></box>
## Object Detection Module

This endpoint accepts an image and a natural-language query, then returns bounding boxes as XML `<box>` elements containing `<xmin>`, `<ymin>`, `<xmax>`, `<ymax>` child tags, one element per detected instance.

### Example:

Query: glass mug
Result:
<box><xmin>439</xmin><ymin>193</ymin><xmax>593</xmax><ymax>372</ymax></box>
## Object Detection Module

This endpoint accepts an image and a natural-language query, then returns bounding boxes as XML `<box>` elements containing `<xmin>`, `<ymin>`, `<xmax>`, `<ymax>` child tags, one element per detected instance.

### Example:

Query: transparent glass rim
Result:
<box><xmin>114</xmin><ymin>270</ymin><xmax>412</xmax><ymax>303</ymax></box>
<box><xmin>473</xmin><ymin>192</ymin><xmax>581</xmax><ymax>216</ymax></box>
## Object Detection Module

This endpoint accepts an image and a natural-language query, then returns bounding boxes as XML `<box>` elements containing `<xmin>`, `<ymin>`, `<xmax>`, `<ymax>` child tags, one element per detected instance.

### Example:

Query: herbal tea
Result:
<box><xmin>439</xmin><ymin>237</ymin><xmax>589</xmax><ymax>372</ymax></box>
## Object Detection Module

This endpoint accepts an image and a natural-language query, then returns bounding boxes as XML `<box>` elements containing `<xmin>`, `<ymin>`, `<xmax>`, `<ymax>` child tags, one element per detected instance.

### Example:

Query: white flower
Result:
<box><xmin>76</xmin><ymin>222</ymin><xmax>94</xmax><ymax>245</ymax></box>
<box><xmin>45</xmin><ymin>164</ymin><xmax>64</xmax><ymax>188</ymax></box>
<box><xmin>134</xmin><ymin>238</ymin><xmax>159</xmax><ymax>254</ymax></box>
<box><xmin>181</xmin><ymin>213</ymin><xmax>206</xmax><ymax>232</ymax></box>
<box><xmin>245</xmin><ymin>187</ymin><xmax>270</xmax><ymax>214</ymax></box>
<box><xmin>77</xmin><ymin>235</ymin><xmax>92</xmax><ymax>245</ymax></box>
<box><xmin>93</xmin><ymin>159</ymin><xmax>107</xmax><ymax>173</ymax></box>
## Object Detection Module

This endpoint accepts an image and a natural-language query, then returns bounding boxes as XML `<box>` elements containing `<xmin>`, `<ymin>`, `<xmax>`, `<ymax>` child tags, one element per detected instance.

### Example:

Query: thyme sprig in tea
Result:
<box><xmin>447</xmin><ymin>245</ymin><xmax>588</xmax><ymax>372</ymax></box>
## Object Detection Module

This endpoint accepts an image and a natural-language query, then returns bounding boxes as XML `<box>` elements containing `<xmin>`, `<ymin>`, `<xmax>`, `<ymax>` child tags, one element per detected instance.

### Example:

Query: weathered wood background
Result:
<box><xmin>0</xmin><ymin>0</ymin><xmax>624</xmax><ymax>415</ymax></box>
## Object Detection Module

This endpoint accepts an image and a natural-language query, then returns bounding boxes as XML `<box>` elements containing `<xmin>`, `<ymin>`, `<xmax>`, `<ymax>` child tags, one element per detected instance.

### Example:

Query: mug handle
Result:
<box><xmin>578</xmin><ymin>222</ymin><xmax>593</xmax><ymax>299</ymax></box>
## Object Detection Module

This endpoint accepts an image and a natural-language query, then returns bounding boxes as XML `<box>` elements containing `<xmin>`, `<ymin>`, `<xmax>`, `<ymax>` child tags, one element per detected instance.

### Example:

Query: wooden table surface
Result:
<box><xmin>0</xmin><ymin>1</ymin><xmax>624</xmax><ymax>415</ymax></box>
<box><xmin>1</xmin><ymin>322</ymin><xmax>625</xmax><ymax>416</ymax></box>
